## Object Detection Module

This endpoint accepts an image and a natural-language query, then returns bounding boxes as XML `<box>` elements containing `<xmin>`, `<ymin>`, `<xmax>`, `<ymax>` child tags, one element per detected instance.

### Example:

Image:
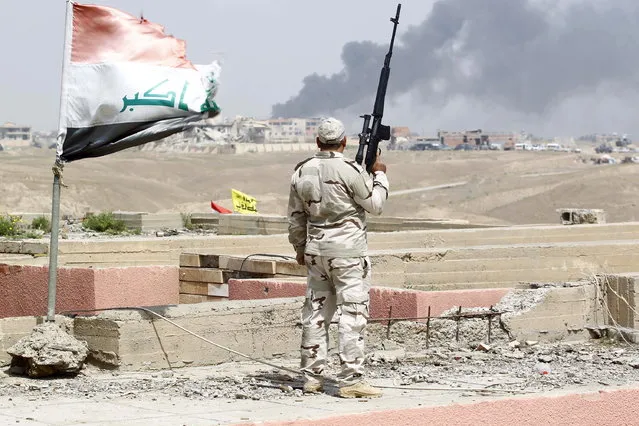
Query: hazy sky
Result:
<box><xmin>0</xmin><ymin>0</ymin><xmax>434</xmax><ymax>131</ymax></box>
<box><xmin>2</xmin><ymin>0</ymin><xmax>639</xmax><ymax>137</ymax></box>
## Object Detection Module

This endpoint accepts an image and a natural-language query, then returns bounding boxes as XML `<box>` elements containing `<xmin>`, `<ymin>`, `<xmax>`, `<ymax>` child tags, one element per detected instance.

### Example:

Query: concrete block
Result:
<box><xmin>21</xmin><ymin>242</ymin><xmax>48</xmax><ymax>255</ymax></box>
<box><xmin>179</xmin><ymin>294</ymin><xmax>226</xmax><ymax>304</ymax></box>
<box><xmin>73</xmin><ymin>298</ymin><xmax>303</xmax><ymax>370</ymax></box>
<box><xmin>275</xmin><ymin>261</ymin><xmax>306</xmax><ymax>277</ymax></box>
<box><xmin>0</xmin><ymin>265</ymin><xmax>178</xmax><ymax>318</ymax></box>
<box><xmin>179</xmin><ymin>267</ymin><xmax>225</xmax><ymax>283</ymax></box>
<box><xmin>599</xmin><ymin>273</ymin><xmax>639</xmax><ymax>329</ymax></box>
<box><xmin>0</xmin><ymin>241</ymin><xmax>22</xmax><ymax>254</ymax></box>
<box><xmin>219</xmin><ymin>256</ymin><xmax>277</xmax><ymax>275</ymax></box>
<box><xmin>179</xmin><ymin>281</ymin><xmax>229</xmax><ymax>297</ymax></box>
<box><xmin>228</xmin><ymin>279</ymin><xmax>306</xmax><ymax>301</ymax></box>
<box><xmin>502</xmin><ymin>285</ymin><xmax>598</xmax><ymax>342</ymax></box>
<box><xmin>557</xmin><ymin>208</ymin><xmax>606</xmax><ymax>225</ymax></box>
<box><xmin>179</xmin><ymin>253</ymin><xmax>220</xmax><ymax>268</ymax></box>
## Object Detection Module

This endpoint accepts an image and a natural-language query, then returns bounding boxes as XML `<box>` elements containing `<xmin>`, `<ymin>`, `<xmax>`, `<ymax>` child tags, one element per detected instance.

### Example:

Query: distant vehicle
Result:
<box><xmin>454</xmin><ymin>143</ymin><xmax>474</xmax><ymax>151</ymax></box>
<box><xmin>546</xmin><ymin>143</ymin><xmax>561</xmax><ymax>151</ymax></box>
<box><xmin>514</xmin><ymin>143</ymin><xmax>532</xmax><ymax>151</ymax></box>
<box><xmin>595</xmin><ymin>144</ymin><xmax>613</xmax><ymax>154</ymax></box>
<box><xmin>489</xmin><ymin>143</ymin><xmax>502</xmax><ymax>150</ymax></box>
<box><xmin>410</xmin><ymin>142</ymin><xmax>444</xmax><ymax>151</ymax></box>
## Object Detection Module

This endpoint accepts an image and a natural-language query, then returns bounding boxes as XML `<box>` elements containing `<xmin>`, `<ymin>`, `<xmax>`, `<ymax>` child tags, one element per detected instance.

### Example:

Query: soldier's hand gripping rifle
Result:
<box><xmin>355</xmin><ymin>3</ymin><xmax>401</xmax><ymax>173</ymax></box>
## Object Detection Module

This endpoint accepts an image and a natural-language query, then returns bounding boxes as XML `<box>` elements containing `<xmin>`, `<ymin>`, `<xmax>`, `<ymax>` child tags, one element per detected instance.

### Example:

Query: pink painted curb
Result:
<box><xmin>260</xmin><ymin>387</ymin><xmax>639</xmax><ymax>426</ymax></box>
<box><xmin>0</xmin><ymin>264</ymin><xmax>178</xmax><ymax>318</ymax></box>
<box><xmin>227</xmin><ymin>279</ymin><xmax>508</xmax><ymax>320</ymax></box>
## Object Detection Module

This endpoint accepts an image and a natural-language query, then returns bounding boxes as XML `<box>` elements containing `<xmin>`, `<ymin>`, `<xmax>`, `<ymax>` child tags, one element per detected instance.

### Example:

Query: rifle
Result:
<box><xmin>355</xmin><ymin>3</ymin><xmax>401</xmax><ymax>173</ymax></box>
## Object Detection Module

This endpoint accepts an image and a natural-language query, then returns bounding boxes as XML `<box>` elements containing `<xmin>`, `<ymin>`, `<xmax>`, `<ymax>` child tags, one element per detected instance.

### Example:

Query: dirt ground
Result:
<box><xmin>1</xmin><ymin>146</ymin><xmax>638</xmax><ymax>225</ymax></box>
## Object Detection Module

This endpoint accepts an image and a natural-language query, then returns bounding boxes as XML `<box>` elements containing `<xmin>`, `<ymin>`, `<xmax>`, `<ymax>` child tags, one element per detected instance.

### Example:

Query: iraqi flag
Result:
<box><xmin>56</xmin><ymin>2</ymin><xmax>221</xmax><ymax>163</ymax></box>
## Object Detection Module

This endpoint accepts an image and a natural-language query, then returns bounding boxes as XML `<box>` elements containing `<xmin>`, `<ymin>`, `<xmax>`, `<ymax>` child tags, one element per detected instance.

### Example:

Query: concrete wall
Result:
<box><xmin>232</xmin><ymin>143</ymin><xmax>317</xmax><ymax>154</ymax></box>
<box><xmin>502</xmin><ymin>285</ymin><xmax>603</xmax><ymax>342</ymax></box>
<box><xmin>5</xmin><ymin>222</ymin><xmax>639</xmax><ymax>268</ymax></box>
<box><xmin>73</xmin><ymin>298</ymin><xmax>303</xmax><ymax>370</ymax></box>
<box><xmin>0</xmin><ymin>264</ymin><xmax>178</xmax><ymax>318</ymax></box>
<box><xmin>597</xmin><ymin>273</ymin><xmax>639</xmax><ymax>329</ymax></box>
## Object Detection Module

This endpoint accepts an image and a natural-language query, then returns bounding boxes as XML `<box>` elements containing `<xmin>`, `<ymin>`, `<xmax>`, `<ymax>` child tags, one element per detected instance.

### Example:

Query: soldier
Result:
<box><xmin>287</xmin><ymin>117</ymin><xmax>389</xmax><ymax>398</ymax></box>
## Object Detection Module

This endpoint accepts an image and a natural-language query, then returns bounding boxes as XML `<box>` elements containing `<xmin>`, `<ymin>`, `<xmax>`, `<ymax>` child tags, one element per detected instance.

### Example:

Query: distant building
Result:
<box><xmin>0</xmin><ymin>122</ymin><xmax>32</xmax><ymax>148</ymax></box>
<box><xmin>267</xmin><ymin>118</ymin><xmax>322</xmax><ymax>143</ymax></box>
<box><xmin>438</xmin><ymin>129</ymin><xmax>519</xmax><ymax>146</ymax></box>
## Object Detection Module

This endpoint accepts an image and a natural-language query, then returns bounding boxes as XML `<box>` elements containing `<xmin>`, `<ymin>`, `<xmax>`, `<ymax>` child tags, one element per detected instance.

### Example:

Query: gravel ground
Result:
<box><xmin>2</xmin><ymin>338</ymin><xmax>639</xmax><ymax>402</ymax></box>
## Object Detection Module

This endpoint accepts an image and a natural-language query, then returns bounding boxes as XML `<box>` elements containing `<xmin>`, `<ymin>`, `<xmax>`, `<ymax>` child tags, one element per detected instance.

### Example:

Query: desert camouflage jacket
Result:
<box><xmin>287</xmin><ymin>151</ymin><xmax>390</xmax><ymax>257</ymax></box>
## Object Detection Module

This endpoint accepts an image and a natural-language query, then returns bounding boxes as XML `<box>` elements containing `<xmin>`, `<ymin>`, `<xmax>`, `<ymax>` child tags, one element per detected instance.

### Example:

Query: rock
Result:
<box><xmin>525</xmin><ymin>341</ymin><xmax>539</xmax><ymax>347</ymax></box>
<box><xmin>629</xmin><ymin>359</ymin><xmax>639</xmax><ymax>369</ymax></box>
<box><xmin>161</xmin><ymin>371</ymin><xmax>174</xmax><ymax>378</ymax></box>
<box><xmin>369</xmin><ymin>348</ymin><xmax>406</xmax><ymax>364</ymax></box>
<box><xmin>381</xmin><ymin>339</ymin><xmax>400</xmax><ymax>351</ymax></box>
<box><xmin>6</xmin><ymin>322</ymin><xmax>89</xmax><ymax>378</ymax></box>
<box><xmin>538</xmin><ymin>355</ymin><xmax>553</xmax><ymax>363</ymax></box>
<box><xmin>508</xmin><ymin>340</ymin><xmax>521</xmax><ymax>349</ymax></box>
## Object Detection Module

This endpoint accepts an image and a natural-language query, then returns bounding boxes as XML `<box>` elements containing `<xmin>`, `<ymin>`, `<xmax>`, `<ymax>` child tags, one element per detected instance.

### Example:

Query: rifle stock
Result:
<box><xmin>355</xmin><ymin>3</ymin><xmax>401</xmax><ymax>173</ymax></box>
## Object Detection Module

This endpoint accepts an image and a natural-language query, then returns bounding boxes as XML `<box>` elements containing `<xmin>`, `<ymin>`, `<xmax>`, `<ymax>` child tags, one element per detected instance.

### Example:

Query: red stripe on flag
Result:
<box><xmin>211</xmin><ymin>201</ymin><xmax>233</xmax><ymax>214</ymax></box>
<box><xmin>71</xmin><ymin>4</ymin><xmax>194</xmax><ymax>69</ymax></box>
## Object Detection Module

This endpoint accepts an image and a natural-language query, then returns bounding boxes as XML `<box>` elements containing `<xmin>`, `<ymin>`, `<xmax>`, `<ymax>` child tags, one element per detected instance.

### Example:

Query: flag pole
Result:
<box><xmin>47</xmin><ymin>0</ymin><xmax>73</xmax><ymax>322</ymax></box>
<box><xmin>46</xmin><ymin>164</ymin><xmax>63</xmax><ymax>322</ymax></box>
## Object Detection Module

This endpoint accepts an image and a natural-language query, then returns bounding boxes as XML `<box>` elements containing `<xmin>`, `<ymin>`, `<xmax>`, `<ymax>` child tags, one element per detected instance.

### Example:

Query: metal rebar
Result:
<box><xmin>426</xmin><ymin>305</ymin><xmax>431</xmax><ymax>348</ymax></box>
<box><xmin>455</xmin><ymin>306</ymin><xmax>462</xmax><ymax>342</ymax></box>
<box><xmin>368</xmin><ymin>310</ymin><xmax>503</xmax><ymax>323</ymax></box>
<box><xmin>487</xmin><ymin>305</ymin><xmax>493</xmax><ymax>343</ymax></box>
<box><xmin>386</xmin><ymin>305</ymin><xmax>393</xmax><ymax>340</ymax></box>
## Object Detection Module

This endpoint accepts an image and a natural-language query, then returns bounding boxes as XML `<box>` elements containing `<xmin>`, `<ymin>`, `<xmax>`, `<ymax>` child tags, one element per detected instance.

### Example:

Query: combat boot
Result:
<box><xmin>338</xmin><ymin>381</ymin><xmax>382</xmax><ymax>398</ymax></box>
<box><xmin>303</xmin><ymin>377</ymin><xmax>324</xmax><ymax>394</ymax></box>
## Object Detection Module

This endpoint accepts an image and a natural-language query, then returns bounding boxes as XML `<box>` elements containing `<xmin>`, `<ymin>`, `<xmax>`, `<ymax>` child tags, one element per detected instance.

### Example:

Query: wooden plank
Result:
<box><xmin>219</xmin><ymin>255</ymin><xmax>277</xmax><ymax>275</ymax></box>
<box><xmin>179</xmin><ymin>267</ymin><xmax>226</xmax><ymax>283</ymax></box>
<box><xmin>179</xmin><ymin>281</ymin><xmax>229</xmax><ymax>297</ymax></box>
<box><xmin>178</xmin><ymin>294</ymin><xmax>226</xmax><ymax>304</ymax></box>
<box><xmin>179</xmin><ymin>253</ymin><xmax>220</xmax><ymax>268</ymax></box>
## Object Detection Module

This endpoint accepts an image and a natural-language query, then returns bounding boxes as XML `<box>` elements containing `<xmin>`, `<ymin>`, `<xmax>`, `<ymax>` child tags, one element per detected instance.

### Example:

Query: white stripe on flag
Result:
<box><xmin>65</xmin><ymin>62</ymin><xmax>220</xmax><ymax>128</ymax></box>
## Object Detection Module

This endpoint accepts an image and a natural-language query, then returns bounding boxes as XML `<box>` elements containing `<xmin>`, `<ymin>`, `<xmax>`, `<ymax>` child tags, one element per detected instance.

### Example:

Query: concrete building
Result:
<box><xmin>267</xmin><ymin>118</ymin><xmax>321</xmax><ymax>143</ymax></box>
<box><xmin>438</xmin><ymin>129</ymin><xmax>519</xmax><ymax>147</ymax></box>
<box><xmin>0</xmin><ymin>122</ymin><xmax>32</xmax><ymax>148</ymax></box>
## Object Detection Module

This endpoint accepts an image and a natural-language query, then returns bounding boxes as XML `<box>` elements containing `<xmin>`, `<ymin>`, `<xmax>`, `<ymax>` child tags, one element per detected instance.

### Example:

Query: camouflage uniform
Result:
<box><xmin>287</xmin><ymin>147</ymin><xmax>389</xmax><ymax>384</ymax></box>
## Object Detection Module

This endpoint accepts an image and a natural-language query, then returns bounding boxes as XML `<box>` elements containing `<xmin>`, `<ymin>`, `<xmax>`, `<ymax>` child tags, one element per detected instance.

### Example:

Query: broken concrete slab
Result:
<box><xmin>73</xmin><ymin>298</ymin><xmax>304</xmax><ymax>371</ymax></box>
<box><xmin>7</xmin><ymin>322</ymin><xmax>88</xmax><ymax>378</ymax></box>
<box><xmin>557</xmin><ymin>208</ymin><xmax>606</xmax><ymax>225</ymax></box>
<box><xmin>498</xmin><ymin>284</ymin><xmax>602</xmax><ymax>342</ymax></box>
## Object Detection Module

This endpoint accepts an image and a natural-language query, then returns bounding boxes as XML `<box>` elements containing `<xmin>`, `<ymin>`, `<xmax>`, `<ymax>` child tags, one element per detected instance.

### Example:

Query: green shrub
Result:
<box><xmin>82</xmin><ymin>212</ymin><xmax>126</xmax><ymax>234</ymax></box>
<box><xmin>31</xmin><ymin>216</ymin><xmax>51</xmax><ymax>232</ymax></box>
<box><xmin>0</xmin><ymin>215</ymin><xmax>21</xmax><ymax>237</ymax></box>
<box><xmin>181</xmin><ymin>212</ymin><xmax>194</xmax><ymax>230</ymax></box>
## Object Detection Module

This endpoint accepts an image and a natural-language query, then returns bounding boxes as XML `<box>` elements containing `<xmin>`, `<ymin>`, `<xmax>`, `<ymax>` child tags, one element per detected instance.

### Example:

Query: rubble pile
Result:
<box><xmin>6</xmin><ymin>322</ymin><xmax>89</xmax><ymax>378</ymax></box>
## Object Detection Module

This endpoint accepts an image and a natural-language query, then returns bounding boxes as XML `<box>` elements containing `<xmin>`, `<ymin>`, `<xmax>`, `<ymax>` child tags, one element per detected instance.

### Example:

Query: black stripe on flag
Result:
<box><xmin>60</xmin><ymin>115</ymin><xmax>207</xmax><ymax>162</ymax></box>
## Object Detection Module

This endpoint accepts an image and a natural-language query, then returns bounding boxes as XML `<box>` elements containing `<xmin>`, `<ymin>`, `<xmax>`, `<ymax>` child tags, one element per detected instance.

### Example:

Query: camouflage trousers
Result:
<box><xmin>300</xmin><ymin>255</ymin><xmax>371</xmax><ymax>384</ymax></box>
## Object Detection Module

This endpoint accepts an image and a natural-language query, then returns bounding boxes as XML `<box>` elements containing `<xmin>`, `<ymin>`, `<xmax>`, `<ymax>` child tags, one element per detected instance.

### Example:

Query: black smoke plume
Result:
<box><xmin>271</xmin><ymin>0</ymin><xmax>639</xmax><ymax>120</ymax></box>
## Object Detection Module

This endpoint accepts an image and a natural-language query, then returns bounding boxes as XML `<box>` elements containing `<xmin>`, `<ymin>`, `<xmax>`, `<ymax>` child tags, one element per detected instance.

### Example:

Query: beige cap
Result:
<box><xmin>317</xmin><ymin>117</ymin><xmax>346</xmax><ymax>144</ymax></box>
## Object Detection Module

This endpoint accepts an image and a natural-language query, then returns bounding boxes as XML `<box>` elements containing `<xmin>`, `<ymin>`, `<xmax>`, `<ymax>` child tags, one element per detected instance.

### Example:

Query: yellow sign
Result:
<box><xmin>231</xmin><ymin>189</ymin><xmax>258</xmax><ymax>214</ymax></box>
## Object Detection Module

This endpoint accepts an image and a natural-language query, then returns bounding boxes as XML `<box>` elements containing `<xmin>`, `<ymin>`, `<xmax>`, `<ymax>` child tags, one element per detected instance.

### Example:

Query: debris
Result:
<box><xmin>6</xmin><ymin>322</ymin><xmax>89</xmax><ymax>378</ymax></box>
<box><xmin>476</xmin><ymin>343</ymin><xmax>492</xmax><ymax>352</ymax></box>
